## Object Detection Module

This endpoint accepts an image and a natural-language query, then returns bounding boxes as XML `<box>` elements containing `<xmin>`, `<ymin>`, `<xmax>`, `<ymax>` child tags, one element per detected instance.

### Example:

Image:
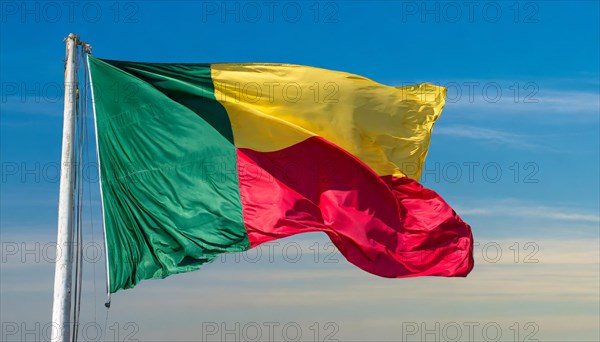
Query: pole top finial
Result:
<box><xmin>63</xmin><ymin>34</ymin><xmax>91</xmax><ymax>54</ymax></box>
<box><xmin>64</xmin><ymin>33</ymin><xmax>79</xmax><ymax>43</ymax></box>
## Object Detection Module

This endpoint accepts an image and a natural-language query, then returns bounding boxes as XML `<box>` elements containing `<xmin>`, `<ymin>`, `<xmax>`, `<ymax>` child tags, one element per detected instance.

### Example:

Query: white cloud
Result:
<box><xmin>456</xmin><ymin>199</ymin><xmax>600</xmax><ymax>224</ymax></box>
<box><xmin>448</xmin><ymin>89</ymin><xmax>600</xmax><ymax>115</ymax></box>
<box><xmin>2</xmin><ymin>234</ymin><xmax>598</xmax><ymax>341</ymax></box>
<box><xmin>434</xmin><ymin>124</ymin><xmax>551</xmax><ymax>151</ymax></box>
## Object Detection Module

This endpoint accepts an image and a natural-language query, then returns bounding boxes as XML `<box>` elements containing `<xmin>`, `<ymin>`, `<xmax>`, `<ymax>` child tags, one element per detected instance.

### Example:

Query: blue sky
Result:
<box><xmin>1</xmin><ymin>1</ymin><xmax>599</xmax><ymax>341</ymax></box>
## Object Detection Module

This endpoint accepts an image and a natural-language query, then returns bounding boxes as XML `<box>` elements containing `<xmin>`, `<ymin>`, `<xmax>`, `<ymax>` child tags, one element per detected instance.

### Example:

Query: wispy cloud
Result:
<box><xmin>394</xmin><ymin>77</ymin><xmax>600</xmax><ymax>117</ymax></box>
<box><xmin>448</xmin><ymin>88</ymin><xmax>600</xmax><ymax>116</ymax></box>
<box><xmin>434</xmin><ymin>124</ymin><xmax>552</xmax><ymax>151</ymax></box>
<box><xmin>457</xmin><ymin>199</ymin><xmax>600</xmax><ymax>224</ymax></box>
<box><xmin>3</xmin><ymin>233</ymin><xmax>598</xmax><ymax>341</ymax></box>
<box><xmin>392</xmin><ymin>76</ymin><xmax>600</xmax><ymax>116</ymax></box>
<box><xmin>535</xmin><ymin>90</ymin><xmax>600</xmax><ymax>114</ymax></box>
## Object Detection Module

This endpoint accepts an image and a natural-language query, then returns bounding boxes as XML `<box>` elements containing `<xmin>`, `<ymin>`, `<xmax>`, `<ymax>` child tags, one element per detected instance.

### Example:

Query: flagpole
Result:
<box><xmin>51</xmin><ymin>33</ymin><xmax>79</xmax><ymax>342</ymax></box>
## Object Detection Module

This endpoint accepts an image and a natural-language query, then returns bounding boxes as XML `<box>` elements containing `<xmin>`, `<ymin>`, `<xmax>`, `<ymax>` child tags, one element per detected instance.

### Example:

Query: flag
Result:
<box><xmin>88</xmin><ymin>56</ymin><xmax>473</xmax><ymax>293</ymax></box>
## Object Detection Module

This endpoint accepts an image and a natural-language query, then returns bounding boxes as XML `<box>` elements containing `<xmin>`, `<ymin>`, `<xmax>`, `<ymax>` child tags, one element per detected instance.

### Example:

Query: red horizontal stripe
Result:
<box><xmin>237</xmin><ymin>137</ymin><xmax>473</xmax><ymax>277</ymax></box>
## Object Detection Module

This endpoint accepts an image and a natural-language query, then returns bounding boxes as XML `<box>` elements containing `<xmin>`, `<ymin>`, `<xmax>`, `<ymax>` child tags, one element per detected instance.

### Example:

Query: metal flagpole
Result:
<box><xmin>51</xmin><ymin>33</ymin><xmax>79</xmax><ymax>342</ymax></box>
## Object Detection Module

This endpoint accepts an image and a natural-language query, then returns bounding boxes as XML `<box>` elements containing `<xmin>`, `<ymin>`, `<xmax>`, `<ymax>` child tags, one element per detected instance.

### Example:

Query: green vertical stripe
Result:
<box><xmin>100</xmin><ymin>59</ymin><xmax>235</xmax><ymax>143</ymax></box>
<box><xmin>89</xmin><ymin>57</ymin><xmax>248</xmax><ymax>292</ymax></box>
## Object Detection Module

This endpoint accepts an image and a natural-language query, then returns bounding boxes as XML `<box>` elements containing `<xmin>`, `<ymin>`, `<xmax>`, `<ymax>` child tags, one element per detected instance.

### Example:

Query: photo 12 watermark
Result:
<box><xmin>0</xmin><ymin>160</ymin><xmax>541</xmax><ymax>186</ymax></box>
<box><xmin>200</xmin><ymin>321</ymin><xmax>339</xmax><ymax>342</ymax></box>
<box><xmin>1</xmin><ymin>1</ymin><xmax>140</xmax><ymax>24</ymax></box>
<box><xmin>419</xmin><ymin>161</ymin><xmax>540</xmax><ymax>184</ymax></box>
<box><xmin>400</xmin><ymin>321</ymin><xmax>539</xmax><ymax>342</ymax></box>
<box><xmin>1</xmin><ymin>321</ymin><xmax>139</xmax><ymax>342</ymax></box>
<box><xmin>398</xmin><ymin>1</ymin><xmax>540</xmax><ymax>24</ymax></box>
<box><xmin>1</xmin><ymin>241</ymin><xmax>103</xmax><ymax>264</ymax></box>
<box><xmin>200</xmin><ymin>1</ymin><xmax>340</xmax><ymax>24</ymax></box>
<box><xmin>0</xmin><ymin>239</ymin><xmax>541</xmax><ymax>266</ymax></box>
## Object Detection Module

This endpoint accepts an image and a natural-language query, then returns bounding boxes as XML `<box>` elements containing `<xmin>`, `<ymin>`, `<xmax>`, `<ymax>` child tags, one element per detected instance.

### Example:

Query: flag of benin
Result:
<box><xmin>88</xmin><ymin>57</ymin><xmax>474</xmax><ymax>293</ymax></box>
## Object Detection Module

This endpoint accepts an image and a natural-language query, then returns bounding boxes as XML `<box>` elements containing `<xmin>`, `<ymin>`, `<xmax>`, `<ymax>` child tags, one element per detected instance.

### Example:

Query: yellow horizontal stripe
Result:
<box><xmin>211</xmin><ymin>63</ymin><xmax>446</xmax><ymax>180</ymax></box>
